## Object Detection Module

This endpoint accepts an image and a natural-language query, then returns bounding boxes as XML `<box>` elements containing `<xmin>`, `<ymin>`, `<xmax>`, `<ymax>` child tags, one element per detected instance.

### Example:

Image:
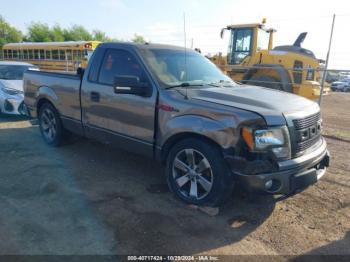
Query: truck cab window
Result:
<box><xmin>98</xmin><ymin>49</ymin><xmax>147</xmax><ymax>86</ymax></box>
<box><xmin>228</xmin><ymin>28</ymin><xmax>253</xmax><ymax>65</ymax></box>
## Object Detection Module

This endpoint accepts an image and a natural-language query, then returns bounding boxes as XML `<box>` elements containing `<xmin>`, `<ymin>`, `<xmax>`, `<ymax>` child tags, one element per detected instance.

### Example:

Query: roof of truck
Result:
<box><xmin>99</xmin><ymin>42</ymin><xmax>188</xmax><ymax>51</ymax></box>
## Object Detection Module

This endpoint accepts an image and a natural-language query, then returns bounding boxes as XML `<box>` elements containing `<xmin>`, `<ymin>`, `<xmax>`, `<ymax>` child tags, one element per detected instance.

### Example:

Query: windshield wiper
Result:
<box><xmin>165</xmin><ymin>82</ymin><xmax>204</xmax><ymax>90</ymax></box>
<box><xmin>208</xmin><ymin>80</ymin><xmax>235</xmax><ymax>87</ymax></box>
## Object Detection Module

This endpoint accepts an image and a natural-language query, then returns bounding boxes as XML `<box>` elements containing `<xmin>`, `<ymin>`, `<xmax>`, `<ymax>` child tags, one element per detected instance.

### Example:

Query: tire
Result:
<box><xmin>38</xmin><ymin>103</ymin><xmax>66</xmax><ymax>147</ymax></box>
<box><xmin>248</xmin><ymin>75</ymin><xmax>282</xmax><ymax>91</ymax></box>
<box><xmin>165</xmin><ymin>138</ymin><xmax>234</xmax><ymax>207</ymax></box>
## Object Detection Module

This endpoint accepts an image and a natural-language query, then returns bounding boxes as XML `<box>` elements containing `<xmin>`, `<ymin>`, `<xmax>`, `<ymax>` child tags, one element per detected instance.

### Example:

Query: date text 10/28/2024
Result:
<box><xmin>127</xmin><ymin>256</ymin><xmax>219</xmax><ymax>261</ymax></box>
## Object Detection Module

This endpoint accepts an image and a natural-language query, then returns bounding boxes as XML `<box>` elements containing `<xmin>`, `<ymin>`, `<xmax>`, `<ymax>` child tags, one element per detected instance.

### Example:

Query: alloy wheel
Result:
<box><xmin>41</xmin><ymin>108</ymin><xmax>57</xmax><ymax>142</ymax></box>
<box><xmin>172</xmin><ymin>148</ymin><xmax>213</xmax><ymax>200</ymax></box>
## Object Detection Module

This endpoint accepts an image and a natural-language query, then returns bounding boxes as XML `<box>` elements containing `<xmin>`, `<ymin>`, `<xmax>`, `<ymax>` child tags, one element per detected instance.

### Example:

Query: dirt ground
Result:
<box><xmin>0</xmin><ymin>93</ymin><xmax>349</xmax><ymax>256</ymax></box>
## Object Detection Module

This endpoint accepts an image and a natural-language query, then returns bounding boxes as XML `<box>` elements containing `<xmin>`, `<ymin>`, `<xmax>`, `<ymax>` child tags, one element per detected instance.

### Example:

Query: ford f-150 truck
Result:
<box><xmin>23</xmin><ymin>42</ymin><xmax>330</xmax><ymax>206</ymax></box>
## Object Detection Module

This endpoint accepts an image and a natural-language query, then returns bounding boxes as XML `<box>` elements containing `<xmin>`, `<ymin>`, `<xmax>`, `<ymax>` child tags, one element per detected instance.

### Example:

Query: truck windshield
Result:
<box><xmin>141</xmin><ymin>49</ymin><xmax>234</xmax><ymax>88</ymax></box>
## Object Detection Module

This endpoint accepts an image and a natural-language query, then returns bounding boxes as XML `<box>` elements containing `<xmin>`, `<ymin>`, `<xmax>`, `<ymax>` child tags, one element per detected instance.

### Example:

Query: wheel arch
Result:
<box><xmin>159</xmin><ymin>132</ymin><xmax>226</xmax><ymax>164</ymax></box>
<box><xmin>35</xmin><ymin>86</ymin><xmax>60</xmax><ymax>116</ymax></box>
<box><xmin>36</xmin><ymin>97</ymin><xmax>58</xmax><ymax>116</ymax></box>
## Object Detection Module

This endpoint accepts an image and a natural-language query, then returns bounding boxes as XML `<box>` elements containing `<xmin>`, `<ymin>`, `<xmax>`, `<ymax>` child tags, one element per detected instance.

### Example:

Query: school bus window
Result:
<box><xmin>28</xmin><ymin>50</ymin><xmax>33</xmax><ymax>59</ymax></box>
<box><xmin>34</xmin><ymin>50</ymin><xmax>39</xmax><ymax>60</ymax></box>
<box><xmin>45</xmin><ymin>50</ymin><xmax>51</xmax><ymax>60</ymax></box>
<box><xmin>66</xmin><ymin>50</ymin><xmax>72</xmax><ymax>61</ymax></box>
<box><xmin>12</xmin><ymin>50</ymin><xmax>18</xmax><ymax>59</ymax></box>
<box><xmin>59</xmin><ymin>50</ymin><xmax>65</xmax><ymax>60</ymax></box>
<box><xmin>52</xmin><ymin>50</ymin><xmax>59</xmax><ymax>60</ymax></box>
<box><xmin>23</xmin><ymin>50</ymin><xmax>28</xmax><ymax>60</ymax></box>
<box><xmin>40</xmin><ymin>49</ymin><xmax>45</xmax><ymax>59</ymax></box>
<box><xmin>73</xmin><ymin>50</ymin><xmax>81</xmax><ymax>59</ymax></box>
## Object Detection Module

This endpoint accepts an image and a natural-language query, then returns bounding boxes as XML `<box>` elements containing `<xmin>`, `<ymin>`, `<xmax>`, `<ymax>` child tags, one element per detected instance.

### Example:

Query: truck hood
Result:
<box><xmin>0</xmin><ymin>79</ymin><xmax>24</xmax><ymax>92</ymax></box>
<box><xmin>182</xmin><ymin>85</ymin><xmax>319</xmax><ymax>125</ymax></box>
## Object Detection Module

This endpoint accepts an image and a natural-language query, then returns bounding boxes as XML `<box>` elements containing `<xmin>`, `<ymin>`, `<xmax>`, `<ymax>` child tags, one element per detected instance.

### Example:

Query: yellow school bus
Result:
<box><xmin>1</xmin><ymin>41</ymin><xmax>101</xmax><ymax>72</ymax></box>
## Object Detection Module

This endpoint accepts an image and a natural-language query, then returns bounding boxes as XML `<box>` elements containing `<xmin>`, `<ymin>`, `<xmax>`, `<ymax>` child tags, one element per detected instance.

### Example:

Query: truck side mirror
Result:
<box><xmin>113</xmin><ymin>75</ymin><xmax>151</xmax><ymax>97</ymax></box>
<box><xmin>77</xmin><ymin>67</ymin><xmax>85</xmax><ymax>79</ymax></box>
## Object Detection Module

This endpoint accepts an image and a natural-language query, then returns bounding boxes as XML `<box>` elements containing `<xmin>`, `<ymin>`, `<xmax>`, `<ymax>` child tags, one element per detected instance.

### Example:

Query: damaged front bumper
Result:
<box><xmin>225</xmin><ymin>138</ymin><xmax>330</xmax><ymax>195</ymax></box>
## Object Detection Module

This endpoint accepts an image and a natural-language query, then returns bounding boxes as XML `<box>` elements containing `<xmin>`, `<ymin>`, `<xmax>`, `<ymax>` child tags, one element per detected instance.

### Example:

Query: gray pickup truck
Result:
<box><xmin>24</xmin><ymin>42</ymin><xmax>330</xmax><ymax>206</ymax></box>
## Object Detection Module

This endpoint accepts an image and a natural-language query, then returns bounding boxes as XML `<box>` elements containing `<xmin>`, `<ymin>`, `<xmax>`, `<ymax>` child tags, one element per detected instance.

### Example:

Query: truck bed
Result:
<box><xmin>23</xmin><ymin>70</ymin><xmax>82</xmax><ymax>121</ymax></box>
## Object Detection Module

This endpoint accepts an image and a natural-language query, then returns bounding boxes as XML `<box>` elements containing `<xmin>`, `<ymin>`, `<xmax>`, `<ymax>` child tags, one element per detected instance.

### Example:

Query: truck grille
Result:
<box><xmin>292</xmin><ymin>112</ymin><xmax>322</xmax><ymax>156</ymax></box>
<box><xmin>295</xmin><ymin>134</ymin><xmax>321</xmax><ymax>153</ymax></box>
<box><xmin>293</xmin><ymin>112</ymin><xmax>320</xmax><ymax>130</ymax></box>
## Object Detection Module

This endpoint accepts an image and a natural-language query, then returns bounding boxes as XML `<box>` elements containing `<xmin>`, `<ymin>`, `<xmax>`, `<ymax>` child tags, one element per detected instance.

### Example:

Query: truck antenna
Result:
<box><xmin>183</xmin><ymin>12</ymin><xmax>188</xmax><ymax>99</ymax></box>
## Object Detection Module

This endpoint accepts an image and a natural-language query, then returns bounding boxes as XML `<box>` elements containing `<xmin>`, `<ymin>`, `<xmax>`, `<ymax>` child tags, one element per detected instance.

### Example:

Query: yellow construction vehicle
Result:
<box><xmin>213</xmin><ymin>19</ymin><xmax>328</xmax><ymax>100</ymax></box>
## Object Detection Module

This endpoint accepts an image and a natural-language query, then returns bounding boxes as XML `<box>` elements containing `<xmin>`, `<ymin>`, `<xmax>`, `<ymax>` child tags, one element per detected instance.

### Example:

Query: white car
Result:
<box><xmin>331</xmin><ymin>79</ymin><xmax>350</xmax><ymax>92</ymax></box>
<box><xmin>0</xmin><ymin>61</ymin><xmax>39</xmax><ymax>115</ymax></box>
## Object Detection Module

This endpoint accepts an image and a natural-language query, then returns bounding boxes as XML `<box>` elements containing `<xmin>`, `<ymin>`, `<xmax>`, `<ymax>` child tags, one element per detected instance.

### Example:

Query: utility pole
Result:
<box><xmin>183</xmin><ymin>12</ymin><xmax>188</xmax><ymax>99</ymax></box>
<box><xmin>319</xmin><ymin>14</ymin><xmax>336</xmax><ymax>106</ymax></box>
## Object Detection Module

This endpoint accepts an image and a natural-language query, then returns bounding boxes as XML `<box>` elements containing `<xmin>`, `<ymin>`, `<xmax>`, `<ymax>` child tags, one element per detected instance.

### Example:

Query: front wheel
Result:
<box><xmin>165</xmin><ymin>138</ymin><xmax>234</xmax><ymax>207</ymax></box>
<box><xmin>38</xmin><ymin>103</ymin><xmax>66</xmax><ymax>147</ymax></box>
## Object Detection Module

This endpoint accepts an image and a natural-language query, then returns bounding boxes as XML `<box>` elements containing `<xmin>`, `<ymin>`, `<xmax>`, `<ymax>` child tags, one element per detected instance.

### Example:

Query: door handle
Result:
<box><xmin>90</xmin><ymin>91</ymin><xmax>100</xmax><ymax>102</ymax></box>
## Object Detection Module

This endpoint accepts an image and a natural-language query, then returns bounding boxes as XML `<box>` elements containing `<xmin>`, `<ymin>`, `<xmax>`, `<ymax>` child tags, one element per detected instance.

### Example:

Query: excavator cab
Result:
<box><xmin>221</xmin><ymin>21</ymin><xmax>274</xmax><ymax>65</ymax></box>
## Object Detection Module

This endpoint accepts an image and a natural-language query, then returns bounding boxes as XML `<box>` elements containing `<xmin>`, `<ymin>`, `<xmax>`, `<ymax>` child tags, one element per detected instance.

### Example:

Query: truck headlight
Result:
<box><xmin>242</xmin><ymin>126</ymin><xmax>291</xmax><ymax>159</ymax></box>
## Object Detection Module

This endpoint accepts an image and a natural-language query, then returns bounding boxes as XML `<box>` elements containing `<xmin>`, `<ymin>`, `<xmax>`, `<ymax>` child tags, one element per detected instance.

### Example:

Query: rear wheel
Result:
<box><xmin>165</xmin><ymin>138</ymin><xmax>234</xmax><ymax>207</ymax></box>
<box><xmin>38</xmin><ymin>103</ymin><xmax>66</xmax><ymax>147</ymax></box>
<box><xmin>248</xmin><ymin>75</ymin><xmax>282</xmax><ymax>91</ymax></box>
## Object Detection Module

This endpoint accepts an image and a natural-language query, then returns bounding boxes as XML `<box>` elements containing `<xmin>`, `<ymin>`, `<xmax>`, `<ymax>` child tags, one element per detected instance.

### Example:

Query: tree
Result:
<box><xmin>63</xmin><ymin>25</ymin><xmax>92</xmax><ymax>41</ymax></box>
<box><xmin>132</xmin><ymin>34</ymin><xmax>146</xmax><ymax>44</ymax></box>
<box><xmin>0</xmin><ymin>16</ymin><xmax>23</xmax><ymax>48</ymax></box>
<box><xmin>92</xmin><ymin>29</ymin><xmax>111</xmax><ymax>42</ymax></box>
<box><xmin>0</xmin><ymin>16</ymin><xmax>115</xmax><ymax>47</ymax></box>
<box><xmin>26</xmin><ymin>22</ymin><xmax>52</xmax><ymax>42</ymax></box>
<box><xmin>50</xmin><ymin>24</ymin><xmax>65</xmax><ymax>42</ymax></box>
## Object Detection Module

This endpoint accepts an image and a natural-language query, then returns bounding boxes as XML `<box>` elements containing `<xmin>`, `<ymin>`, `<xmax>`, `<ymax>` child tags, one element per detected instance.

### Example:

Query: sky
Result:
<box><xmin>1</xmin><ymin>0</ymin><xmax>350</xmax><ymax>69</ymax></box>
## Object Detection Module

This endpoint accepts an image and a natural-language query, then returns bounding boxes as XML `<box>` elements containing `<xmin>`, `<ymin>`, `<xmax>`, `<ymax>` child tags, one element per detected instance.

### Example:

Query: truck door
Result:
<box><xmin>81</xmin><ymin>48</ymin><xmax>157</xmax><ymax>157</ymax></box>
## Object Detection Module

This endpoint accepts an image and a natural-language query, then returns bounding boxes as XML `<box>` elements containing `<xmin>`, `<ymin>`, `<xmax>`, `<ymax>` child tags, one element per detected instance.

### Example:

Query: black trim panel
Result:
<box><xmin>85</xmin><ymin>124</ymin><xmax>154</xmax><ymax>158</ymax></box>
<box><xmin>61</xmin><ymin>116</ymin><xmax>85</xmax><ymax>136</ymax></box>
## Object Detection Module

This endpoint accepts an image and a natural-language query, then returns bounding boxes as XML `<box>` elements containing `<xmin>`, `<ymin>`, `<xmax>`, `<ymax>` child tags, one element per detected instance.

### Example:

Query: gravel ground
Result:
<box><xmin>0</xmin><ymin>93</ymin><xmax>349</xmax><ymax>256</ymax></box>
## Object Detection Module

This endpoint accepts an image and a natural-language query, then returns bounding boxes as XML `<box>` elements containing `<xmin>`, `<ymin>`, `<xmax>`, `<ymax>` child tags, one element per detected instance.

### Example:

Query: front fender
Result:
<box><xmin>159</xmin><ymin>114</ymin><xmax>238</xmax><ymax>149</ymax></box>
